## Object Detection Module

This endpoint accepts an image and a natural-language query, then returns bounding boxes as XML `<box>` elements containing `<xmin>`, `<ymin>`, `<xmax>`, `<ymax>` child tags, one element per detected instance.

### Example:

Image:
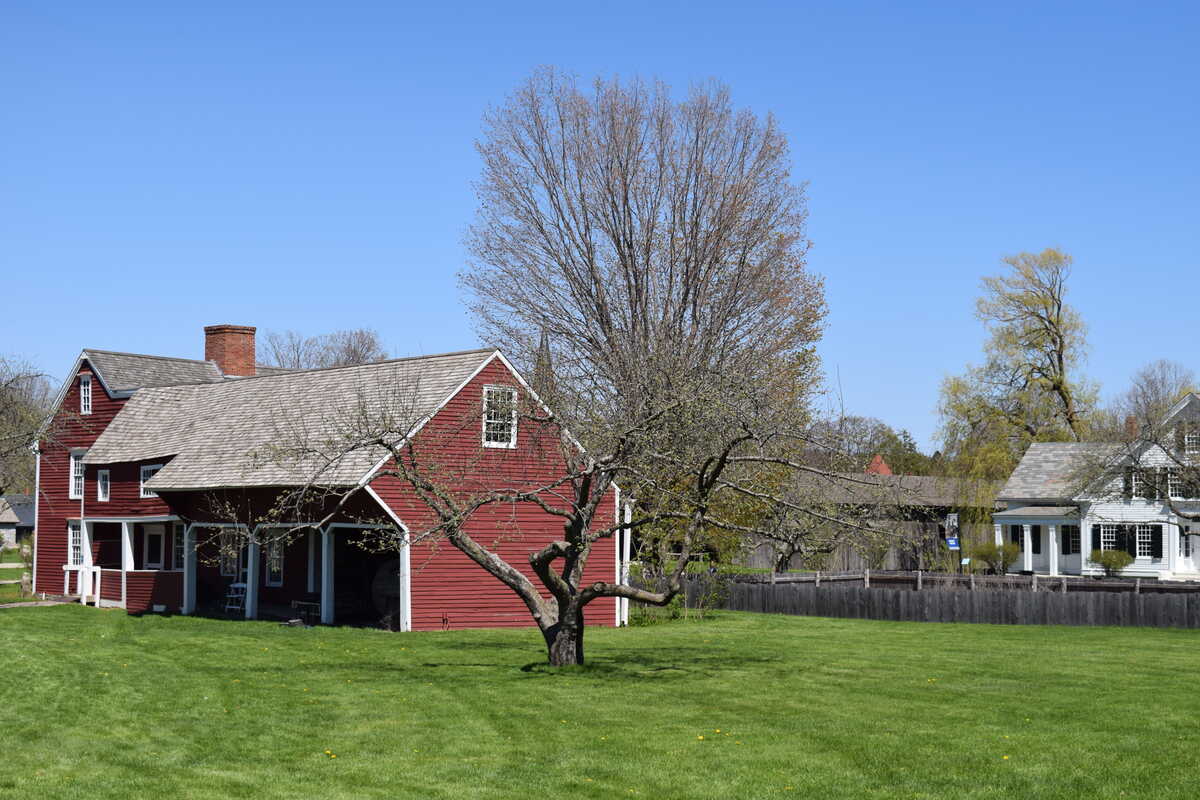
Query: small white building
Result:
<box><xmin>995</xmin><ymin>393</ymin><xmax>1200</xmax><ymax>579</ymax></box>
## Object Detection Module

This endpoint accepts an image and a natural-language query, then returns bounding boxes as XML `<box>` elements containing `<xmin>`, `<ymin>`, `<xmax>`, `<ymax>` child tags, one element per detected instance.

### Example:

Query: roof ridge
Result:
<box><xmin>236</xmin><ymin>347</ymin><xmax>497</xmax><ymax>381</ymax></box>
<box><xmin>83</xmin><ymin>348</ymin><xmax>215</xmax><ymax>366</ymax></box>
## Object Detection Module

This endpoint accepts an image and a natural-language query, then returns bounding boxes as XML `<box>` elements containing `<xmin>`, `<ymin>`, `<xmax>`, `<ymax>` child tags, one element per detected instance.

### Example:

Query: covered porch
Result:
<box><xmin>70</xmin><ymin>516</ymin><xmax>186</xmax><ymax>613</ymax></box>
<box><xmin>992</xmin><ymin>506</ymin><xmax>1083</xmax><ymax>575</ymax></box>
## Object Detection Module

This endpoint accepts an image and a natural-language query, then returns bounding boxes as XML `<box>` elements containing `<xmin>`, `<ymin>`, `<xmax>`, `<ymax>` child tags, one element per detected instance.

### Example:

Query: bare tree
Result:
<box><xmin>262</xmin><ymin>328</ymin><xmax>389</xmax><ymax>370</ymax></box>
<box><xmin>0</xmin><ymin>357</ymin><xmax>52</xmax><ymax>496</ymax></box>
<box><xmin>246</xmin><ymin>70</ymin><xmax>850</xmax><ymax>666</ymax></box>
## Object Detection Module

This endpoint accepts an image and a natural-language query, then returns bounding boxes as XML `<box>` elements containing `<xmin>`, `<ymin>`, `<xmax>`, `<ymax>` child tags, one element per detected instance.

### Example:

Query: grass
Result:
<box><xmin>1</xmin><ymin>608</ymin><xmax>1199</xmax><ymax>799</ymax></box>
<box><xmin>0</xmin><ymin>547</ymin><xmax>24</xmax><ymax>563</ymax></box>
<box><xmin>0</xmin><ymin>583</ymin><xmax>39</xmax><ymax>603</ymax></box>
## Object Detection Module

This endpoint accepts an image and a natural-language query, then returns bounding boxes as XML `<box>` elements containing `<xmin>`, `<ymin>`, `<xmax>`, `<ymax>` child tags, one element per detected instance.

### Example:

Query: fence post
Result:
<box><xmin>1135</xmin><ymin>578</ymin><xmax>1141</xmax><ymax>595</ymax></box>
<box><xmin>916</xmin><ymin>570</ymin><xmax>922</xmax><ymax>591</ymax></box>
<box><xmin>970</xmin><ymin>573</ymin><xmax>975</xmax><ymax>591</ymax></box>
<box><xmin>815</xmin><ymin>570</ymin><xmax>821</xmax><ymax>588</ymax></box>
<box><xmin>1032</xmin><ymin>574</ymin><xmax>1038</xmax><ymax>593</ymax></box>
<box><xmin>1061</xmin><ymin>577</ymin><xmax>1067</xmax><ymax>594</ymax></box>
<box><xmin>864</xmin><ymin>568</ymin><xmax>870</xmax><ymax>588</ymax></box>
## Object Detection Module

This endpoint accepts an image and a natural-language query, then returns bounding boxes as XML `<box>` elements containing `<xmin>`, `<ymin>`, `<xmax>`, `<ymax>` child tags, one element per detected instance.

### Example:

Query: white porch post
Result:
<box><xmin>121</xmin><ymin>521</ymin><xmax>134</xmax><ymax>608</ymax></box>
<box><xmin>993</xmin><ymin>523</ymin><xmax>1003</xmax><ymax>546</ymax></box>
<box><xmin>622</xmin><ymin>502</ymin><xmax>632</xmax><ymax>626</ymax></box>
<box><xmin>398</xmin><ymin>530</ymin><xmax>411</xmax><ymax>632</ymax></box>
<box><xmin>182</xmin><ymin>525</ymin><xmax>196</xmax><ymax>615</ymax></box>
<box><xmin>80</xmin><ymin>521</ymin><xmax>94</xmax><ymax>604</ymax></box>
<box><xmin>1168</xmin><ymin>524</ymin><xmax>1179</xmax><ymax>575</ymax></box>
<box><xmin>245</xmin><ymin>537</ymin><xmax>260</xmax><ymax>620</ymax></box>
<box><xmin>320</xmin><ymin>528</ymin><xmax>335</xmax><ymax>624</ymax></box>
<box><xmin>1022</xmin><ymin>524</ymin><xmax>1033</xmax><ymax>572</ymax></box>
<box><xmin>1048</xmin><ymin>524</ymin><xmax>1059</xmax><ymax>576</ymax></box>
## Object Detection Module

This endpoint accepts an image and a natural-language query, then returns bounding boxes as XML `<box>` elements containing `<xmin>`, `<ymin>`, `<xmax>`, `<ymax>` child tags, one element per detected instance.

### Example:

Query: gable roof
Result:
<box><xmin>801</xmin><ymin>472</ymin><xmax>1000</xmax><ymax>509</ymax></box>
<box><xmin>82</xmin><ymin>349</ymin><xmax>225</xmax><ymax>394</ymax></box>
<box><xmin>998</xmin><ymin>442</ymin><xmax>1115</xmax><ymax>502</ymax></box>
<box><xmin>84</xmin><ymin>348</ymin><xmax>497</xmax><ymax>490</ymax></box>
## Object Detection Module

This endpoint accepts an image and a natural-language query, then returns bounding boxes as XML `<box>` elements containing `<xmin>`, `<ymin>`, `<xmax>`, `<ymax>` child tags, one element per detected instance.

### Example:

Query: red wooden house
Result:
<box><xmin>34</xmin><ymin>325</ymin><xmax>629</xmax><ymax>630</ymax></box>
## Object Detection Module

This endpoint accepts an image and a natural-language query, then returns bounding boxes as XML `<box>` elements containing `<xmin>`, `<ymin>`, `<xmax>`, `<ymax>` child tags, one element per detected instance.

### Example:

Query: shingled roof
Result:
<box><xmin>83</xmin><ymin>349</ymin><xmax>225</xmax><ymax>394</ymax></box>
<box><xmin>84</xmin><ymin>348</ymin><xmax>496</xmax><ymax>490</ymax></box>
<box><xmin>998</xmin><ymin>442</ymin><xmax>1115</xmax><ymax>502</ymax></box>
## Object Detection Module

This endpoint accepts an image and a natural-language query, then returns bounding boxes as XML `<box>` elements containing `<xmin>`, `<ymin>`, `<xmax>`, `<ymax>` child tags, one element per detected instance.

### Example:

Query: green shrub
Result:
<box><xmin>1091</xmin><ymin>549</ymin><xmax>1134</xmax><ymax>577</ymax></box>
<box><xmin>970</xmin><ymin>541</ymin><xmax>1020</xmax><ymax>575</ymax></box>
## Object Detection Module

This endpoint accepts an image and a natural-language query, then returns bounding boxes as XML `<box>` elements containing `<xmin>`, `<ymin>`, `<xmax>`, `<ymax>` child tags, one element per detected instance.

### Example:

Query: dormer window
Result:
<box><xmin>140</xmin><ymin>464</ymin><xmax>163</xmax><ymax>498</ymax></box>
<box><xmin>79</xmin><ymin>375</ymin><xmax>92</xmax><ymax>415</ymax></box>
<box><xmin>482</xmin><ymin>385</ymin><xmax>518</xmax><ymax>448</ymax></box>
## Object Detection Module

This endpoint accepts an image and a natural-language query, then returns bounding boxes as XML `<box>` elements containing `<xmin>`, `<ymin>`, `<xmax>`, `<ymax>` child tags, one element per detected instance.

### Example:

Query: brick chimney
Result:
<box><xmin>865</xmin><ymin>454</ymin><xmax>893</xmax><ymax>475</ymax></box>
<box><xmin>204</xmin><ymin>324</ymin><xmax>256</xmax><ymax>377</ymax></box>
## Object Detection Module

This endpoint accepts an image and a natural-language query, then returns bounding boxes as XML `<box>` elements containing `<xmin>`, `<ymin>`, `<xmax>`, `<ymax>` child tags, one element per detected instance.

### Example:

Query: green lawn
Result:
<box><xmin>0</xmin><ymin>582</ymin><xmax>37</xmax><ymax>603</ymax></box>
<box><xmin>1</xmin><ymin>608</ymin><xmax>1198</xmax><ymax>799</ymax></box>
<box><xmin>0</xmin><ymin>547</ymin><xmax>23</xmax><ymax>563</ymax></box>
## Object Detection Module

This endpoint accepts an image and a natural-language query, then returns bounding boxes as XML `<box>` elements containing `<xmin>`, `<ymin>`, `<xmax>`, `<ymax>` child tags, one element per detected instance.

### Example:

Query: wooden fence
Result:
<box><xmin>695</xmin><ymin>572</ymin><xmax>1200</xmax><ymax>629</ymax></box>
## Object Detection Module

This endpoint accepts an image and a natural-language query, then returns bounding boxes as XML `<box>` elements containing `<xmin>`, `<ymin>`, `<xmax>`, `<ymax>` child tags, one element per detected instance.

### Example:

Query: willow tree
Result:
<box><xmin>938</xmin><ymin>248</ymin><xmax>1096</xmax><ymax>483</ymax></box>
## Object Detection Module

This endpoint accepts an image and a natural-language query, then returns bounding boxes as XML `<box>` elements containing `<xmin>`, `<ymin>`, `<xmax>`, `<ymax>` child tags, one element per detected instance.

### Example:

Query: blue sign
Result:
<box><xmin>946</xmin><ymin>537</ymin><xmax>961</xmax><ymax>550</ymax></box>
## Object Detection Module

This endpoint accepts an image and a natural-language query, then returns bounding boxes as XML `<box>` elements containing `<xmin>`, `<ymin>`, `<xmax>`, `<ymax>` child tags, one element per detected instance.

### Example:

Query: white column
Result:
<box><xmin>622</xmin><ymin>501</ymin><xmax>632</xmax><ymax>626</ymax></box>
<box><xmin>398</xmin><ymin>530</ymin><xmax>411</xmax><ymax>632</ymax></box>
<box><xmin>320</xmin><ymin>528</ymin><xmax>335</xmax><ymax>624</ymax></box>
<box><xmin>1048</xmin><ymin>525</ymin><xmax>1059</xmax><ymax>576</ymax></box>
<box><xmin>245</xmin><ymin>538</ymin><xmax>260</xmax><ymax>620</ymax></box>
<box><xmin>1168</xmin><ymin>524</ymin><xmax>1179</xmax><ymax>576</ymax></box>
<box><xmin>80</xmin><ymin>521</ymin><xmax>94</xmax><ymax>604</ymax></box>
<box><xmin>993</xmin><ymin>523</ymin><xmax>1003</xmax><ymax>546</ymax></box>
<box><xmin>1022</xmin><ymin>524</ymin><xmax>1033</xmax><ymax>572</ymax></box>
<box><xmin>121</xmin><ymin>521</ymin><xmax>134</xmax><ymax>608</ymax></box>
<box><xmin>182</xmin><ymin>525</ymin><xmax>196</xmax><ymax>615</ymax></box>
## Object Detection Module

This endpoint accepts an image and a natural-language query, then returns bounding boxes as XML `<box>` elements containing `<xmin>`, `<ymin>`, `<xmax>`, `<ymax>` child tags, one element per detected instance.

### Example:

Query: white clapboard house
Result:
<box><xmin>994</xmin><ymin>393</ymin><xmax>1200</xmax><ymax>579</ymax></box>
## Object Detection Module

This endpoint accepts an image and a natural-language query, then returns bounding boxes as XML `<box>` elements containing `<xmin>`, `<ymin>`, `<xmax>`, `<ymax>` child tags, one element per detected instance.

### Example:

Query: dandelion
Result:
<box><xmin>697</xmin><ymin>735</ymin><xmax>705</xmax><ymax>741</ymax></box>
<box><xmin>1002</xmin><ymin>755</ymin><xmax>1009</xmax><ymax>760</ymax></box>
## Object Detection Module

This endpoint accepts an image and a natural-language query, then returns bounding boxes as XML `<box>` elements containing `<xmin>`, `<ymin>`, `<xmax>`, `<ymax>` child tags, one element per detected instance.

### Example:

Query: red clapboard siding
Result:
<box><xmin>99</xmin><ymin>569</ymin><xmax>124</xmax><ymax>603</ymax></box>
<box><xmin>125</xmin><ymin>571</ymin><xmax>183</xmax><ymax>614</ymax></box>
<box><xmin>370</xmin><ymin>357</ymin><xmax>619</xmax><ymax>631</ymax></box>
<box><xmin>35</xmin><ymin>361</ymin><xmax>129</xmax><ymax>593</ymax></box>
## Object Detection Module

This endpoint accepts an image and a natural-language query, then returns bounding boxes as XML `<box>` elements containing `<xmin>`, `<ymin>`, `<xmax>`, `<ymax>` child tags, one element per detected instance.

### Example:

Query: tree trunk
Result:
<box><xmin>544</xmin><ymin>609</ymin><xmax>586</xmax><ymax>666</ymax></box>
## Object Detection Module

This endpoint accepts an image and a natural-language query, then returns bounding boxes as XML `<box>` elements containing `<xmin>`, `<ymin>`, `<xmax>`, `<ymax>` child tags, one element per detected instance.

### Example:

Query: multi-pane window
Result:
<box><xmin>69</xmin><ymin>451</ymin><xmax>86</xmax><ymax>499</ymax></box>
<box><xmin>140</xmin><ymin>464</ymin><xmax>163</xmax><ymax>498</ymax></box>
<box><xmin>1169</xmin><ymin>468</ymin><xmax>1183</xmax><ymax>499</ymax></box>
<box><xmin>1130</xmin><ymin>468</ymin><xmax>1143</xmax><ymax>498</ymax></box>
<box><xmin>1101</xmin><ymin>525</ymin><xmax>1118</xmax><ymax>551</ymax></box>
<box><xmin>97</xmin><ymin>470</ymin><xmax>110</xmax><ymax>502</ymax></box>
<box><xmin>1187</xmin><ymin>431</ymin><xmax>1200</xmax><ymax>455</ymax></box>
<box><xmin>1062</xmin><ymin>524</ymin><xmax>1081</xmax><ymax>555</ymax></box>
<box><xmin>1136</xmin><ymin>524</ymin><xmax>1156</xmax><ymax>558</ymax></box>
<box><xmin>79</xmin><ymin>375</ymin><xmax>92</xmax><ymax>415</ymax></box>
<box><xmin>67</xmin><ymin>521</ymin><xmax>83</xmax><ymax>566</ymax></box>
<box><xmin>482</xmin><ymin>385</ymin><xmax>518</xmax><ymax>448</ymax></box>
<box><xmin>265</xmin><ymin>540</ymin><xmax>284</xmax><ymax>587</ymax></box>
<box><xmin>173</xmin><ymin>523</ymin><xmax>186</xmax><ymax>571</ymax></box>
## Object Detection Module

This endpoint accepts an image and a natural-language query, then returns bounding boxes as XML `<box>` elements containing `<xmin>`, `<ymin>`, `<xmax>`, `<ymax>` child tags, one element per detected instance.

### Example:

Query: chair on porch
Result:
<box><xmin>223</xmin><ymin>582</ymin><xmax>247</xmax><ymax>616</ymax></box>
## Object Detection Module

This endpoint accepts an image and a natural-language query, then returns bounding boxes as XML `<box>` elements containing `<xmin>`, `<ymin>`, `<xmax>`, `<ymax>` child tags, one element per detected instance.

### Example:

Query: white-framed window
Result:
<box><xmin>1168</xmin><ymin>468</ymin><xmax>1183</xmax><ymax>499</ymax></box>
<box><xmin>96</xmin><ymin>469</ymin><xmax>110</xmax><ymax>502</ymax></box>
<box><xmin>265</xmin><ymin>539</ymin><xmax>284</xmax><ymax>587</ymax></box>
<box><xmin>482</xmin><ymin>385</ymin><xmax>518</xmax><ymax>448</ymax></box>
<box><xmin>173</xmin><ymin>523</ymin><xmax>186</xmax><ymax>571</ymax></box>
<box><xmin>1101</xmin><ymin>525</ymin><xmax>1118</xmax><ymax>551</ymax></box>
<box><xmin>219</xmin><ymin>530</ymin><xmax>239</xmax><ymax>577</ymax></box>
<box><xmin>1187</xmin><ymin>431</ymin><xmax>1200</xmax><ymax>456</ymax></box>
<box><xmin>144</xmin><ymin>527</ymin><xmax>164</xmax><ymax>569</ymax></box>
<box><xmin>1130</xmin><ymin>468</ymin><xmax>1143</xmax><ymax>498</ymax></box>
<box><xmin>67</xmin><ymin>521</ymin><xmax>83</xmax><ymax>566</ymax></box>
<box><xmin>79</xmin><ymin>374</ymin><xmax>92</xmax><ymax>415</ymax></box>
<box><xmin>140</xmin><ymin>464</ymin><xmax>163</xmax><ymax>498</ymax></box>
<box><xmin>1136</xmin><ymin>524</ymin><xmax>1156</xmax><ymax>558</ymax></box>
<box><xmin>1062</xmin><ymin>524</ymin><xmax>1081</xmax><ymax>555</ymax></box>
<box><xmin>69</xmin><ymin>450</ymin><xmax>86</xmax><ymax>499</ymax></box>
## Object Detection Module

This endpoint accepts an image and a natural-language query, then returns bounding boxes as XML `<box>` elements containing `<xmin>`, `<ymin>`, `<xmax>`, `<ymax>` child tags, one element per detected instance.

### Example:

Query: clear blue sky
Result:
<box><xmin>3</xmin><ymin>1</ymin><xmax>1197</xmax><ymax>450</ymax></box>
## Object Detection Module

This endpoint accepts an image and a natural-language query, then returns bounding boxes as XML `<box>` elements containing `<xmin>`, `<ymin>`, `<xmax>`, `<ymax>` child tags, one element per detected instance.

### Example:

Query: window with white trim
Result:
<box><xmin>1168</xmin><ymin>468</ymin><xmax>1183</xmax><ymax>499</ymax></box>
<box><xmin>1062</xmin><ymin>524</ymin><xmax>1081</xmax><ymax>555</ymax></box>
<box><xmin>140</xmin><ymin>464</ymin><xmax>163</xmax><ymax>498</ymax></box>
<box><xmin>79</xmin><ymin>375</ymin><xmax>92</xmax><ymax>415</ymax></box>
<box><xmin>173</xmin><ymin>523</ymin><xmax>186</xmax><ymax>571</ymax></box>
<box><xmin>1130</xmin><ymin>468</ymin><xmax>1143</xmax><ymax>498</ymax></box>
<box><xmin>69</xmin><ymin>450</ymin><xmax>86</xmax><ymax>499</ymax></box>
<box><xmin>97</xmin><ymin>469</ymin><xmax>110</xmax><ymax>502</ymax></box>
<box><xmin>144</xmin><ymin>528</ymin><xmax>164</xmax><ymax>569</ymax></box>
<box><xmin>265</xmin><ymin>539</ymin><xmax>284</xmax><ymax>587</ymax></box>
<box><xmin>1101</xmin><ymin>525</ymin><xmax>1118</xmax><ymax>551</ymax></box>
<box><xmin>1187</xmin><ymin>431</ymin><xmax>1200</xmax><ymax>456</ymax></box>
<box><xmin>67</xmin><ymin>521</ymin><xmax>82</xmax><ymax>567</ymax></box>
<box><xmin>1136</xmin><ymin>524</ymin><xmax>1156</xmax><ymax>558</ymax></box>
<box><xmin>482</xmin><ymin>385</ymin><xmax>518</xmax><ymax>448</ymax></box>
